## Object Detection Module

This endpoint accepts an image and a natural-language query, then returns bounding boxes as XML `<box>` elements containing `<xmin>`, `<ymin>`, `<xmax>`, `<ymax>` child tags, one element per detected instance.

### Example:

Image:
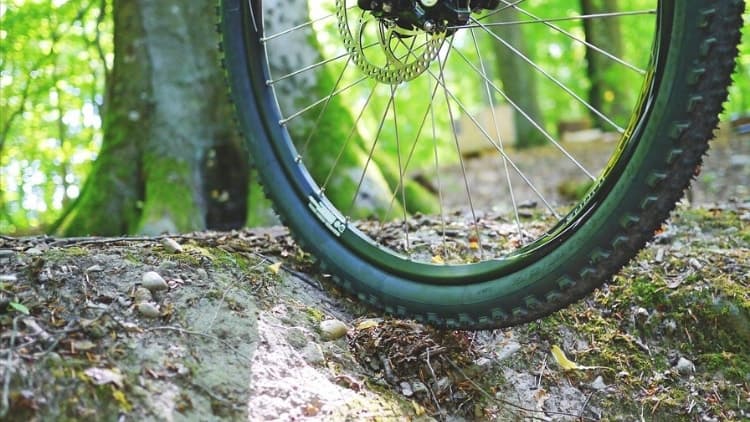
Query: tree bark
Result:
<box><xmin>57</xmin><ymin>0</ymin><xmax>252</xmax><ymax>236</ymax></box>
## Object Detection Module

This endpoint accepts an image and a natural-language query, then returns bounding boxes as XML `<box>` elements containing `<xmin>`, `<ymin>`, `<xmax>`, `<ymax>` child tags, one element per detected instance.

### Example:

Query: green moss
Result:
<box><xmin>47</xmin><ymin>247</ymin><xmax>90</xmax><ymax>258</ymax></box>
<box><xmin>137</xmin><ymin>157</ymin><xmax>205</xmax><ymax>235</ymax></box>
<box><xmin>556</xmin><ymin>179</ymin><xmax>595</xmax><ymax>201</ymax></box>
<box><xmin>305</xmin><ymin>307</ymin><xmax>325</xmax><ymax>323</ymax></box>
<box><xmin>246</xmin><ymin>172</ymin><xmax>278</xmax><ymax>227</ymax></box>
<box><xmin>630</xmin><ymin>275</ymin><xmax>668</xmax><ymax>307</ymax></box>
<box><xmin>698</xmin><ymin>352</ymin><xmax>750</xmax><ymax>380</ymax></box>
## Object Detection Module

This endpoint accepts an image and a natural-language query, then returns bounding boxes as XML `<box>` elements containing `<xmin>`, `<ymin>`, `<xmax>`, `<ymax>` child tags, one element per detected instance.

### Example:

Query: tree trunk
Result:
<box><xmin>57</xmin><ymin>0</ymin><xmax>437</xmax><ymax>236</ymax></box>
<box><xmin>57</xmin><ymin>0</ymin><xmax>253</xmax><ymax>236</ymax></box>
<box><xmin>491</xmin><ymin>8</ymin><xmax>546</xmax><ymax>149</ymax></box>
<box><xmin>580</xmin><ymin>0</ymin><xmax>629</xmax><ymax>129</ymax></box>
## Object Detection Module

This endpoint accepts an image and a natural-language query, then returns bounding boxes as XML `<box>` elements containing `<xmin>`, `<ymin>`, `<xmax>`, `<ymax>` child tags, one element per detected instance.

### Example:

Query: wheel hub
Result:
<box><xmin>336</xmin><ymin>0</ymin><xmax>445</xmax><ymax>84</ymax></box>
<box><xmin>356</xmin><ymin>0</ymin><xmax>501</xmax><ymax>33</ymax></box>
<box><xmin>338</xmin><ymin>0</ymin><xmax>502</xmax><ymax>84</ymax></box>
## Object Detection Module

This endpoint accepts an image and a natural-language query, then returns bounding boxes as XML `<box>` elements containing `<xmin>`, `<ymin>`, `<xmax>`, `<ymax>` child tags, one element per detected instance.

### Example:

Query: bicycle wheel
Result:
<box><xmin>219</xmin><ymin>0</ymin><xmax>744</xmax><ymax>329</ymax></box>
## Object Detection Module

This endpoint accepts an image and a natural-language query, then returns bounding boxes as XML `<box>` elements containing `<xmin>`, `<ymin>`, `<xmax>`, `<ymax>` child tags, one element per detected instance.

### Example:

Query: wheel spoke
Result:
<box><xmin>322</xmin><ymin>83</ymin><xmax>378</xmax><ymax>191</ymax></box>
<box><xmin>471</xmin><ymin>17</ymin><xmax>625</xmax><ymax>134</ymax></box>
<box><xmin>279</xmin><ymin>75</ymin><xmax>368</xmax><ymax>125</ymax></box>
<box><xmin>449</xmin><ymin>43</ymin><xmax>596</xmax><ymax>182</ymax></box>
<box><xmin>497</xmin><ymin>0</ymin><xmax>646</xmax><ymax>75</ymax></box>
<box><xmin>301</xmin><ymin>56</ymin><xmax>354</xmax><ymax>157</ymax></box>
<box><xmin>430</xmin><ymin>81</ymin><xmax>448</xmax><ymax>251</ymax></box>
<box><xmin>425</xmin><ymin>58</ymin><xmax>561</xmax><ymax>219</ymax></box>
<box><xmin>267</xmin><ymin>42</ymin><xmax>377</xmax><ymax>86</ymax></box>
<box><xmin>450</xmin><ymin>10</ymin><xmax>656</xmax><ymax>30</ymax></box>
<box><xmin>477</xmin><ymin>0</ymin><xmax>529</xmax><ymax>23</ymax></box>
<box><xmin>469</xmin><ymin>28</ymin><xmax>525</xmax><ymax>244</ymax></box>
<box><xmin>260</xmin><ymin>6</ymin><xmax>356</xmax><ymax>42</ymax></box>
<box><xmin>376</xmin><ymin>38</ymin><xmax>446</xmax><ymax>238</ymax></box>
<box><xmin>437</xmin><ymin>39</ymin><xmax>484</xmax><ymax>257</ymax></box>
<box><xmin>347</xmin><ymin>84</ymin><xmax>396</xmax><ymax>216</ymax></box>
<box><xmin>390</xmin><ymin>85</ymin><xmax>411</xmax><ymax>251</ymax></box>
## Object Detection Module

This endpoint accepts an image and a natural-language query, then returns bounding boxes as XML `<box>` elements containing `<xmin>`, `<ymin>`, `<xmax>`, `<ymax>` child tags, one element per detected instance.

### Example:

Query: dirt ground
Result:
<box><xmin>1</xmin><ymin>205</ymin><xmax>749</xmax><ymax>420</ymax></box>
<box><xmin>0</xmin><ymin>132</ymin><xmax>748</xmax><ymax>421</ymax></box>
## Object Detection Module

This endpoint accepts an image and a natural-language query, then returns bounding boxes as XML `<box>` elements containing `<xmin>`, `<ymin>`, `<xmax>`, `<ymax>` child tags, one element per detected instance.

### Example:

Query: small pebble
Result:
<box><xmin>474</xmin><ymin>357</ymin><xmax>492</xmax><ymax>368</ymax></box>
<box><xmin>86</xmin><ymin>265</ymin><xmax>104</xmax><ymax>273</ymax></box>
<box><xmin>496</xmin><ymin>341</ymin><xmax>522</xmax><ymax>361</ymax></box>
<box><xmin>591</xmin><ymin>375</ymin><xmax>607</xmax><ymax>390</ymax></box>
<box><xmin>142</xmin><ymin>271</ymin><xmax>169</xmax><ymax>291</ymax></box>
<box><xmin>412</xmin><ymin>381</ymin><xmax>429</xmax><ymax>394</ymax></box>
<box><xmin>400</xmin><ymin>381</ymin><xmax>414</xmax><ymax>397</ymax></box>
<box><xmin>634</xmin><ymin>307</ymin><xmax>650</xmax><ymax>324</ymax></box>
<box><xmin>436</xmin><ymin>377</ymin><xmax>452</xmax><ymax>391</ymax></box>
<box><xmin>319</xmin><ymin>319</ymin><xmax>348</xmax><ymax>341</ymax></box>
<box><xmin>45</xmin><ymin>352</ymin><xmax>63</xmax><ymax>365</ymax></box>
<box><xmin>663</xmin><ymin>319</ymin><xmax>678</xmax><ymax>334</ymax></box>
<box><xmin>133</xmin><ymin>287</ymin><xmax>153</xmax><ymax>304</ymax></box>
<box><xmin>137</xmin><ymin>302</ymin><xmax>161</xmax><ymax>318</ymax></box>
<box><xmin>475</xmin><ymin>404</ymin><xmax>485</xmax><ymax>419</ymax></box>
<box><xmin>195</xmin><ymin>268</ymin><xmax>209</xmax><ymax>281</ymax></box>
<box><xmin>688</xmin><ymin>258</ymin><xmax>703</xmax><ymax>270</ymax></box>
<box><xmin>0</xmin><ymin>250</ymin><xmax>14</xmax><ymax>258</ymax></box>
<box><xmin>675</xmin><ymin>357</ymin><xmax>695</xmax><ymax>375</ymax></box>
<box><xmin>161</xmin><ymin>237</ymin><xmax>184</xmax><ymax>253</ymax></box>
<box><xmin>25</xmin><ymin>247</ymin><xmax>43</xmax><ymax>256</ymax></box>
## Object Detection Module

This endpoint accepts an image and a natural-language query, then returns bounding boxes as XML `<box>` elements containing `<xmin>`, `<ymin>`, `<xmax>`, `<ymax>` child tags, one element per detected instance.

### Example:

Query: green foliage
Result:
<box><xmin>0</xmin><ymin>0</ymin><xmax>112</xmax><ymax>234</ymax></box>
<box><xmin>9</xmin><ymin>301</ymin><xmax>30</xmax><ymax>315</ymax></box>
<box><xmin>725</xmin><ymin>11</ymin><xmax>750</xmax><ymax>117</ymax></box>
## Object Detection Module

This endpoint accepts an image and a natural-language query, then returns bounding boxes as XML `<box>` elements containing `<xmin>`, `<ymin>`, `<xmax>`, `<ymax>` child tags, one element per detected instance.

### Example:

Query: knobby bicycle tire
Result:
<box><xmin>219</xmin><ymin>0</ymin><xmax>744</xmax><ymax>329</ymax></box>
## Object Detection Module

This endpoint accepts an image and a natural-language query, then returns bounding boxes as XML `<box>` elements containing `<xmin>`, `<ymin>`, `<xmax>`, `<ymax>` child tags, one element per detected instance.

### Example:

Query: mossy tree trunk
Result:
<box><xmin>57</xmin><ymin>0</ymin><xmax>257</xmax><ymax>236</ymax></box>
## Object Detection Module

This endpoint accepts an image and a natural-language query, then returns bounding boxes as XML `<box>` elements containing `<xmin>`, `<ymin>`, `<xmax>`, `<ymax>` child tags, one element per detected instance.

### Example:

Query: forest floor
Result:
<box><xmin>442</xmin><ymin>126</ymin><xmax>750</xmax><ymax>213</ymax></box>
<box><xmin>0</xmin><ymin>133</ymin><xmax>748</xmax><ymax>421</ymax></box>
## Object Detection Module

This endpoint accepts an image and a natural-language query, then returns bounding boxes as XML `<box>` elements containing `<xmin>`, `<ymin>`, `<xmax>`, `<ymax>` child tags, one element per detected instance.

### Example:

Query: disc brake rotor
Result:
<box><xmin>336</xmin><ymin>0</ymin><xmax>446</xmax><ymax>84</ymax></box>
